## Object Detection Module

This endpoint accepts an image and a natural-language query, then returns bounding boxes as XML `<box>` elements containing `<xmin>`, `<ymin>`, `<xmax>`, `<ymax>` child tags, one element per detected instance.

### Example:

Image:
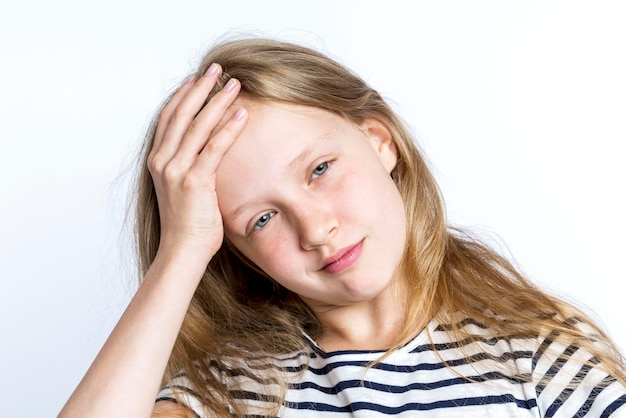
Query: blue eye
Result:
<box><xmin>311</xmin><ymin>162</ymin><xmax>329</xmax><ymax>179</ymax></box>
<box><xmin>254</xmin><ymin>211</ymin><xmax>276</xmax><ymax>230</ymax></box>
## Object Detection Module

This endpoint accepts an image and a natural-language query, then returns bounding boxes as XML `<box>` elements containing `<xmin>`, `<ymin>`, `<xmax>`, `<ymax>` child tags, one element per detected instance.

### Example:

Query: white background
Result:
<box><xmin>1</xmin><ymin>1</ymin><xmax>625</xmax><ymax>416</ymax></box>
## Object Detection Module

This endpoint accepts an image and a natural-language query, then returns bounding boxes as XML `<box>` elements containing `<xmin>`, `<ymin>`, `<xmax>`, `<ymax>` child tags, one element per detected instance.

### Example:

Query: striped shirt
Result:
<box><xmin>158</xmin><ymin>317</ymin><xmax>626</xmax><ymax>417</ymax></box>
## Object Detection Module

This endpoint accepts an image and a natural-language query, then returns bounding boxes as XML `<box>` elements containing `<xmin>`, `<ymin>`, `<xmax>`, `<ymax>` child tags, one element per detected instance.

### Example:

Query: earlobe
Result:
<box><xmin>361</xmin><ymin>119</ymin><xmax>398</xmax><ymax>174</ymax></box>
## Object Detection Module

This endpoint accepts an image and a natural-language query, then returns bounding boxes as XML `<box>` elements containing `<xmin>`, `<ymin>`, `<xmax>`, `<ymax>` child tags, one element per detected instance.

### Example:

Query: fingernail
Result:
<box><xmin>234</xmin><ymin>108</ymin><xmax>247</xmax><ymax>121</ymax></box>
<box><xmin>223</xmin><ymin>78</ymin><xmax>238</xmax><ymax>92</ymax></box>
<box><xmin>205</xmin><ymin>63</ymin><xmax>219</xmax><ymax>77</ymax></box>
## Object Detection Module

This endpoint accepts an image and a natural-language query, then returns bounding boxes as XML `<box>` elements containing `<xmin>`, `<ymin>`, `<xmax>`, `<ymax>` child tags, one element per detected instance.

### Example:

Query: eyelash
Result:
<box><xmin>311</xmin><ymin>161</ymin><xmax>330</xmax><ymax>180</ymax></box>
<box><xmin>252</xmin><ymin>161</ymin><xmax>331</xmax><ymax>232</ymax></box>
<box><xmin>254</xmin><ymin>211</ymin><xmax>276</xmax><ymax>230</ymax></box>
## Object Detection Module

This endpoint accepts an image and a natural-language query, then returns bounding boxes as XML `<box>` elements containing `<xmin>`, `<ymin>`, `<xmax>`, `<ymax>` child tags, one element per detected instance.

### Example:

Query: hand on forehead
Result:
<box><xmin>212</xmin><ymin>96</ymin><xmax>253</xmax><ymax>135</ymax></box>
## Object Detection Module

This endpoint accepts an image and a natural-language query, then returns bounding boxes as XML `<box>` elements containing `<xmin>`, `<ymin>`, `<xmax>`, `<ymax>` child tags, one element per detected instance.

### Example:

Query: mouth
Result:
<box><xmin>320</xmin><ymin>240</ymin><xmax>364</xmax><ymax>274</ymax></box>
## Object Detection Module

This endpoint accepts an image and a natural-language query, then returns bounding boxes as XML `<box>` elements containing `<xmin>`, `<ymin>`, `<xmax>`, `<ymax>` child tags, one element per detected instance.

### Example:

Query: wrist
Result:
<box><xmin>148</xmin><ymin>243</ymin><xmax>217</xmax><ymax>287</ymax></box>
<box><xmin>157</xmin><ymin>232</ymin><xmax>221</xmax><ymax>264</ymax></box>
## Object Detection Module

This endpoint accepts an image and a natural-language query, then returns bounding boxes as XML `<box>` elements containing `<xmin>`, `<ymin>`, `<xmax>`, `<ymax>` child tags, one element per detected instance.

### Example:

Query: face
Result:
<box><xmin>216</xmin><ymin>101</ymin><xmax>407</xmax><ymax>313</ymax></box>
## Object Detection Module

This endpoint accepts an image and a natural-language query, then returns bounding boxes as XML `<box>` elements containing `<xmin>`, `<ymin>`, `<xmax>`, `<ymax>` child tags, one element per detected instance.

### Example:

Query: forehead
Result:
<box><xmin>225</xmin><ymin>98</ymin><xmax>337</xmax><ymax>131</ymax></box>
<box><xmin>218</xmin><ymin>100</ymin><xmax>346</xmax><ymax>169</ymax></box>
<box><xmin>214</xmin><ymin>101</ymin><xmax>355</xmax><ymax>215</ymax></box>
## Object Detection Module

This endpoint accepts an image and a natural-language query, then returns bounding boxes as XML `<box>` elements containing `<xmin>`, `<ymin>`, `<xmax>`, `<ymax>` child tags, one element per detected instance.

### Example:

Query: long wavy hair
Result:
<box><xmin>135</xmin><ymin>37</ymin><xmax>625</xmax><ymax>417</ymax></box>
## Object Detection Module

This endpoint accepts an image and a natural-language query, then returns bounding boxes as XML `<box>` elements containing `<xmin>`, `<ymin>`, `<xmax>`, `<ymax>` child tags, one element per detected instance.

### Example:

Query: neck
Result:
<box><xmin>310</xmin><ymin>277</ymin><xmax>414</xmax><ymax>352</ymax></box>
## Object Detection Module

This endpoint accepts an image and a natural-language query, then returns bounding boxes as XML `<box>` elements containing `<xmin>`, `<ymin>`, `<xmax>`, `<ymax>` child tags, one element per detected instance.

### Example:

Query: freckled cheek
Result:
<box><xmin>251</xmin><ymin>234</ymin><xmax>300</xmax><ymax>283</ymax></box>
<box><xmin>334</xmin><ymin>166</ymin><xmax>397</xmax><ymax>218</ymax></box>
<box><xmin>331</xmin><ymin>170</ymin><xmax>362</xmax><ymax>206</ymax></box>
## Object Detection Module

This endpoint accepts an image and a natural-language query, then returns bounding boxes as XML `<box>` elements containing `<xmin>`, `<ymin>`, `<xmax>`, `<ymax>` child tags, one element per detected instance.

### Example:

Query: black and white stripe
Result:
<box><xmin>158</xmin><ymin>318</ymin><xmax>626</xmax><ymax>417</ymax></box>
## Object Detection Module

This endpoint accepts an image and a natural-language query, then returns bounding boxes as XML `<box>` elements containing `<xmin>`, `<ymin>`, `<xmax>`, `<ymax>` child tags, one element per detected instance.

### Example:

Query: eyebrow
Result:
<box><xmin>288</xmin><ymin>132</ymin><xmax>333</xmax><ymax>171</ymax></box>
<box><xmin>228</xmin><ymin>132</ymin><xmax>335</xmax><ymax>224</ymax></box>
<box><xmin>228</xmin><ymin>202</ymin><xmax>255</xmax><ymax>230</ymax></box>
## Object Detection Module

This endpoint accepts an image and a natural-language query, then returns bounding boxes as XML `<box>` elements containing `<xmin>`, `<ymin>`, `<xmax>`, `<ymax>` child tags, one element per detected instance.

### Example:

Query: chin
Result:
<box><xmin>341</xmin><ymin>277</ymin><xmax>394</xmax><ymax>303</ymax></box>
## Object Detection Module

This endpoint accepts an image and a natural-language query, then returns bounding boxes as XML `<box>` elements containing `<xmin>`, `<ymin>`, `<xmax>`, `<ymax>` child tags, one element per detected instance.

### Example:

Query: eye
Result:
<box><xmin>254</xmin><ymin>211</ymin><xmax>276</xmax><ymax>230</ymax></box>
<box><xmin>311</xmin><ymin>161</ymin><xmax>330</xmax><ymax>179</ymax></box>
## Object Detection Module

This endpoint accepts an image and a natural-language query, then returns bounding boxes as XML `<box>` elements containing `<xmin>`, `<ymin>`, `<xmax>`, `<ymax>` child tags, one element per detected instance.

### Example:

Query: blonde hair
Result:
<box><xmin>134</xmin><ymin>37</ymin><xmax>625</xmax><ymax>416</ymax></box>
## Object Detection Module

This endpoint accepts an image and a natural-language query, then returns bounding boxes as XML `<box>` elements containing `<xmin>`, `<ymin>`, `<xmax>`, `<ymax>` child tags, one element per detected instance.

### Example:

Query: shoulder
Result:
<box><xmin>528</xmin><ymin>317</ymin><xmax>626</xmax><ymax>417</ymax></box>
<box><xmin>157</xmin><ymin>349</ymin><xmax>310</xmax><ymax>417</ymax></box>
<box><xmin>438</xmin><ymin>313</ymin><xmax>626</xmax><ymax>417</ymax></box>
<box><xmin>156</xmin><ymin>373</ymin><xmax>208</xmax><ymax>417</ymax></box>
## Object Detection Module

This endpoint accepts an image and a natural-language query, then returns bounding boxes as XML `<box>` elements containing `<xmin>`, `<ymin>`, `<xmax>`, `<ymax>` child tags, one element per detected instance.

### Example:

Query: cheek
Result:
<box><xmin>244</xmin><ymin>233</ymin><xmax>299</xmax><ymax>282</ymax></box>
<box><xmin>330</xmin><ymin>166</ymin><xmax>366</xmax><ymax>209</ymax></box>
<box><xmin>338</xmin><ymin>161</ymin><xmax>401</xmax><ymax>219</ymax></box>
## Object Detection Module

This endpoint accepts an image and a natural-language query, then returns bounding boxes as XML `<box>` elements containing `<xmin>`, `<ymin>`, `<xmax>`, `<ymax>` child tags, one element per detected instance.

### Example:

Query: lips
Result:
<box><xmin>321</xmin><ymin>240</ymin><xmax>364</xmax><ymax>274</ymax></box>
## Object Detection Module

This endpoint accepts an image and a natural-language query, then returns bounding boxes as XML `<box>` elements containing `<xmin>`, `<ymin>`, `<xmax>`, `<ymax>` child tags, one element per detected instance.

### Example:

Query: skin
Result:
<box><xmin>59</xmin><ymin>64</ymin><xmax>409</xmax><ymax>417</ymax></box>
<box><xmin>216</xmin><ymin>100</ymin><xmax>408</xmax><ymax>351</ymax></box>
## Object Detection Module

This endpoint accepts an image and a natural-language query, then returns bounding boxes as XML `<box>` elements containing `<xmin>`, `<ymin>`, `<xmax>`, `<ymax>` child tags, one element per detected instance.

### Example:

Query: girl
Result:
<box><xmin>60</xmin><ymin>38</ymin><xmax>626</xmax><ymax>417</ymax></box>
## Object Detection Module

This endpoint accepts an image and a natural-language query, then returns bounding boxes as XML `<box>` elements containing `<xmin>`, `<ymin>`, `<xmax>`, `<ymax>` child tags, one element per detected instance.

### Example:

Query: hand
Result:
<box><xmin>147</xmin><ymin>64</ymin><xmax>247</xmax><ymax>266</ymax></box>
<box><xmin>59</xmin><ymin>64</ymin><xmax>248</xmax><ymax>418</ymax></box>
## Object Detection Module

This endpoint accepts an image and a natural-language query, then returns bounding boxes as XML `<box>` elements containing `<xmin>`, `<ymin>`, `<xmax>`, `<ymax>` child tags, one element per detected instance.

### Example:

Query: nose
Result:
<box><xmin>294</xmin><ymin>200</ymin><xmax>338</xmax><ymax>250</ymax></box>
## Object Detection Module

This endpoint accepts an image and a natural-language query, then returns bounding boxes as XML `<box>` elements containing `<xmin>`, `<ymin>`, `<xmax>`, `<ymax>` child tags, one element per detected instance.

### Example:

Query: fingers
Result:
<box><xmin>152</xmin><ymin>76</ymin><xmax>196</xmax><ymax>154</ymax></box>
<box><xmin>174</xmin><ymin>76</ymin><xmax>241</xmax><ymax>162</ymax></box>
<box><xmin>193</xmin><ymin>106</ymin><xmax>248</xmax><ymax>178</ymax></box>
<box><xmin>149</xmin><ymin>63</ymin><xmax>241</xmax><ymax>174</ymax></box>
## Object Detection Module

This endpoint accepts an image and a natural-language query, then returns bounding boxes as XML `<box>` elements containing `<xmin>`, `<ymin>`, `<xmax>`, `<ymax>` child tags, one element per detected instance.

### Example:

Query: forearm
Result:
<box><xmin>59</xmin><ymin>251</ymin><xmax>207</xmax><ymax>418</ymax></box>
<box><xmin>59</xmin><ymin>64</ymin><xmax>245</xmax><ymax>418</ymax></box>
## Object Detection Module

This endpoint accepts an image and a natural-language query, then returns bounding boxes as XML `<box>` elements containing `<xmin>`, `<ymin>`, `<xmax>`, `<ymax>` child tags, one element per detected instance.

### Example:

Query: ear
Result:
<box><xmin>360</xmin><ymin>119</ymin><xmax>398</xmax><ymax>174</ymax></box>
